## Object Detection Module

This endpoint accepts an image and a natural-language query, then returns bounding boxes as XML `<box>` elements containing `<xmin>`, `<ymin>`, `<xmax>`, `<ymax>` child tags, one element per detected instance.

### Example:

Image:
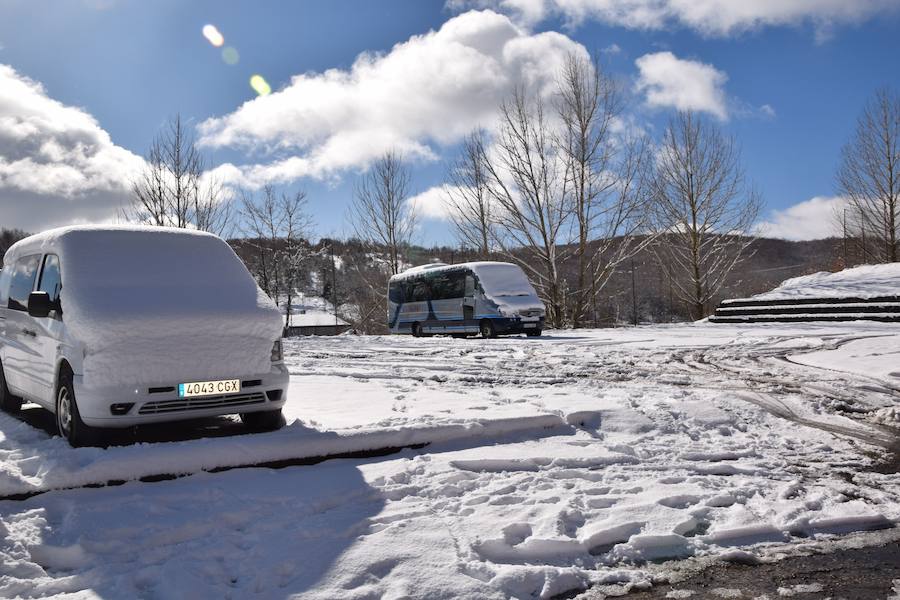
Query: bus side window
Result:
<box><xmin>446</xmin><ymin>271</ymin><xmax>466</xmax><ymax>299</ymax></box>
<box><xmin>412</xmin><ymin>279</ymin><xmax>429</xmax><ymax>303</ymax></box>
<box><xmin>464</xmin><ymin>274</ymin><xmax>475</xmax><ymax>298</ymax></box>
<box><xmin>432</xmin><ymin>274</ymin><xmax>456</xmax><ymax>301</ymax></box>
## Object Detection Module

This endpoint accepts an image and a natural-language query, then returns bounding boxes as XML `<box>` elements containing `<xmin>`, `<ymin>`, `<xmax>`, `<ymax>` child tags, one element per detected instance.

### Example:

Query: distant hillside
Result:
<box><xmin>575</xmin><ymin>237</ymin><xmax>846</xmax><ymax>324</ymax></box>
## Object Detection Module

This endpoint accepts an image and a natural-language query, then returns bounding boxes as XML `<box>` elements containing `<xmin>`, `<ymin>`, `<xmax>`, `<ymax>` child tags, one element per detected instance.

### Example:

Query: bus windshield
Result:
<box><xmin>473</xmin><ymin>264</ymin><xmax>537</xmax><ymax>298</ymax></box>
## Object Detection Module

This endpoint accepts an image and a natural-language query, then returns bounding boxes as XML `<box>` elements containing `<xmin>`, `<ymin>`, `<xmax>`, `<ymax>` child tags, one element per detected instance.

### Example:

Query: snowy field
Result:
<box><xmin>1</xmin><ymin>323</ymin><xmax>899</xmax><ymax>598</ymax></box>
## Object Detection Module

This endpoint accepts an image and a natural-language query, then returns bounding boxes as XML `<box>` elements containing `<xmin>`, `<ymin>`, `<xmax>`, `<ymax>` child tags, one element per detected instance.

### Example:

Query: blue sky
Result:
<box><xmin>1</xmin><ymin>0</ymin><xmax>899</xmax><ymax>243</ymax></box>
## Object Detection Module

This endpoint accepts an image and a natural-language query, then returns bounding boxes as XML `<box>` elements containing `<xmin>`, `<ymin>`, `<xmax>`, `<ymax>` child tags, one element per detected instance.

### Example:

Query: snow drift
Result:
<box><xmin>747</xmin><ymin>263</ymin><xmax>900</xmax><ymax>301</ymax></box>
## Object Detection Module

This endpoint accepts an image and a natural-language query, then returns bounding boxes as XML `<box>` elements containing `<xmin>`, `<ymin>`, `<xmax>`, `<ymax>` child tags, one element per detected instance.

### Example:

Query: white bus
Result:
<box><xmin>388</xmin><ymin>261</ymin><xmax>545</xmax><ymax>338</ymax></box>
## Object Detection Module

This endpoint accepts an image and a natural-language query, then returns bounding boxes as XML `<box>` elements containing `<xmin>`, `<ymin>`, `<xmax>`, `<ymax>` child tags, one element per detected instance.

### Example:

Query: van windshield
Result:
<box><xmin>60</xmin><ymin>229</ymin><xmax>260</xmax><ymax>319</ymax></box>
<box><xmin>473</xmin><ymin>264</ymin><xmax>537</xmax><ymax>298</ymax></box>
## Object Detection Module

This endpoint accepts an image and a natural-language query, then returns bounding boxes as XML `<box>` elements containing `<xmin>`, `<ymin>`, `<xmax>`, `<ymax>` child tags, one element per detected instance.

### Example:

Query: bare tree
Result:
<box><xmin>838</xmin><ymin>88</ymin><xmax>899</xmax><ymax>263</ymax></box>
<box><xmin>129</xmin><ymin>114</ymin><xmax>232</xmax><ymax>235</ymax></box>
<box><xmin>445</xmin><ymin>130</ymin><xmax>495</xmax><ymax>258</ymax></box>
<box><xmin>650</xmin><ymin>111</ymin><xmax>760</xmax><ymax>320</ymax></box>
<box><xmin>341</xmin><ymin>240</ymin><xmax>393</xmax><ymax>334</ymax></box>
<box><xmin>241</xmin><ymin>185</ymin><xmax>314</xmax><ymax>318</ymax></box>
<box><xmin>280</xmin><ymin>190</ymin><xmax>316</xmax><ymax>325</ymax></box>
<box><xmin>349</xmin><ymin>150</ymin><xmax>416</xmax><ymax>276</ymax></box>
<box><xmin>480</xmin><ymin>87</ymin><xmax>572</xmax><ymax>327</ymax></box>
<box><xmin>131</xmin><ymin>136</ymin><xmax>168</xmax><ymax>227</ymax></box>
<box><xmin>555</xmin><ymin>53</ymin><xmax>654</xmax><ymax>326</ymax></box>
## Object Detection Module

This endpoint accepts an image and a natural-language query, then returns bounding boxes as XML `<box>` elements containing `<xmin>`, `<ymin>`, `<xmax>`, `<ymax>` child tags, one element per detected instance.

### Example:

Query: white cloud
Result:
<box><xmin>602</xmin><ymin>43</ymin><xmax>622</xmax><ymax>55</ymax></box>
<box><xmin>448</xmin><ymin>0</ymin><xmax>900</xmax><ymax>36</ymax></box>
<box><xmin>407</xmin><ymin>185</ymin><xmax>458</xmax><ymax>221</ymax></box>
<box><xmin>198</xmin><ymin>10</ymin><xmax>587</xmax><ymax>187</ymax></box>
<box><xmin>634</xmin><ymin>51</ymin><xmax>729</xmax><ymax>119</ymax></box>
<box><xmin>756</xmin><ymin>195</ymin><xmax>846</xmax><ymax>241</ymax></box>
<box><xmin>0</xmin><ymin>64</ymin><xmax>144</xmax><ymax>232</ymax></box>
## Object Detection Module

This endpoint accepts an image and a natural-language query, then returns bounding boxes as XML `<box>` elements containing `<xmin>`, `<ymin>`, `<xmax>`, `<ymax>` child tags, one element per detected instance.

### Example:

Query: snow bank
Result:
<box><xmin>17</xmin><ymin>226</ymin><xmax>283</xmax><ymax>385</ymax></box>
<box><xmin>285</xmin><ymin>309</ymin><xmax>347</xmax><ymax>328</ymax></box>
<box><xmin>0</xmin><ymin>409</ymin><xmax>564</xmax><ymax>497</ymax></box>
<box><xmin>742</xmin><ymin>263</ymin><xmax>900</xmax><ymax>302</ymax></box>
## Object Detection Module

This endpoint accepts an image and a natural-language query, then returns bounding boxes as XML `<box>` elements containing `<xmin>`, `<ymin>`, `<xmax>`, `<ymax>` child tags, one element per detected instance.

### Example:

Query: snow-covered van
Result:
<box><xmin>0</xmin><ymin>226</ymin><xmax>289</xmax><ymax>446</ymax></box>
<box><xmin>388</xmin><ymin>261</ymin><xmax>546</xmax><ymax>338</ymax></box>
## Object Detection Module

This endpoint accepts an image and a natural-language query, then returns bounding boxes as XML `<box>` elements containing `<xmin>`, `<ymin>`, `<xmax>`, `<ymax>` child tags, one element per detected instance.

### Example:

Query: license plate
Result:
<box><xmin>178</xmin><ymin>379</ymin><xmax>241</xmax><ymax>398</ymax></box>
<box><xmin>524</xmin><ymin>323</ymin><xmax>537</xmax><ymax>328</ymax></box>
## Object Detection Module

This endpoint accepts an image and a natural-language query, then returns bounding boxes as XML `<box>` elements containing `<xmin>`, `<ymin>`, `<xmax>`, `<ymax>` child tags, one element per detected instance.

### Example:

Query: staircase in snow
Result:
<box><xmin>709</xmin><ymin>295</ymin><xmax>900</xmax><ymax>323</ymax></box>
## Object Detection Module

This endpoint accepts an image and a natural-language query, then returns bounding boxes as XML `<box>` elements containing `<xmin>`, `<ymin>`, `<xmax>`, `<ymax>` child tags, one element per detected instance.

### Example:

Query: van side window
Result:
<box><xmin>7</xmin><ymin>254</ymin><xmax>41</xmax><ymax>311</ymax></box>
<box><xmin>38</xmin><ymin>254</ymin><xmax>63</xmax><ymax>315</ymax></box>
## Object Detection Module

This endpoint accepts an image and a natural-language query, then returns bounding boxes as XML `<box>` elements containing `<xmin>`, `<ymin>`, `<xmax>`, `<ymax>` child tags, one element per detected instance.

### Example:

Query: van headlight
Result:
<box><xmin>271</xmin><ymin>339</ymin><xmax>283</xmax><ymax>362</ymax></box>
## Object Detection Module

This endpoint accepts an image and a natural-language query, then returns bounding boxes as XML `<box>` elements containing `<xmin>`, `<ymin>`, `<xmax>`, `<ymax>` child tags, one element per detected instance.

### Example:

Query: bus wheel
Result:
<box><xmin>480</xmin><ymin>320</ymin><xmax>497</xmax><ymax>339</ymax></box>
<box><xmin>526</xmin><ymin>329</ymin><xmax>542</xmax><ymax>337</ymax></box>
<box><xmin>412</xmin><ymin>323</ymin><xmax>423</xmax><ymax>338</ymax></box>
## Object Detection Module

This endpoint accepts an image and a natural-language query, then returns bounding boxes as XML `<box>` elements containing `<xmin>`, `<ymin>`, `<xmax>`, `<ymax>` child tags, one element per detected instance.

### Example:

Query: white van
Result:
<box><xmin>388</xmin><ymin>261</ymin><xmax>546</xmax><ymax>338</ymax></box>
<box><xmin>0</xmin><ymin>226</ymin><xmax>289</xmax><ymax>446</ymax></box>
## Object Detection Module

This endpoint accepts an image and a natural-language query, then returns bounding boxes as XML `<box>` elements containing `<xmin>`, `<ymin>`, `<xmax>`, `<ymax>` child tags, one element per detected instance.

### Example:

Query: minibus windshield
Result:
<box><xmin>473</xmin><ymin>264</ymin><xmax>537</xmax><ymax>298</ymax></box>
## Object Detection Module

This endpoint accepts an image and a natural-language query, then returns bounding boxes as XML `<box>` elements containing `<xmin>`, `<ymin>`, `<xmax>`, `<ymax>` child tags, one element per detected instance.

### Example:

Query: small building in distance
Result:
<box><xmin>283</xmin><ymin>296</ymin><xmax>351</xmax><ymax>336</ymax></box>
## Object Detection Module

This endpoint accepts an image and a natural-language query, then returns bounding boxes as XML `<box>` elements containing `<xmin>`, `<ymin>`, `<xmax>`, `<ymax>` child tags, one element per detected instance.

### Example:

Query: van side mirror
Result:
<box><xmin>27</xmin><ymin>291</ymin><xmax>52</xmax><ymax>318</ymax></box>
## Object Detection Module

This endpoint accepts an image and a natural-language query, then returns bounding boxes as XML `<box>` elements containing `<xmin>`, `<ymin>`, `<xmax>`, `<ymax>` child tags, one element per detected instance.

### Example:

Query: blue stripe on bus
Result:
<box><xmin>396</xmin><ymin>315</ymin><xmax>501</xmax><ymax>323</ymax></box>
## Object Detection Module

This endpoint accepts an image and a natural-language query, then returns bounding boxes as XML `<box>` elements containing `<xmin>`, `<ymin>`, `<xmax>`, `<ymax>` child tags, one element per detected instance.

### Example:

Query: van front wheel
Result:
<box><xmin>56</xmin><ymin>370</ymin><xmax>100</xmax><ymax>447</ymax></box>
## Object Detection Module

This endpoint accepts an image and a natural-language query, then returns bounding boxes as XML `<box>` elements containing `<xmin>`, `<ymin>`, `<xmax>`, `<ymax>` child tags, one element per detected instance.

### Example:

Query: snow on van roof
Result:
<box><xmin>4</xmin><ymin>224</ymin><xmax>217</xmax><ymax>263</ymax></box>
<box><xmin>389</xmin><ymin>261</ymin><xmax>519</xmax><ymax>281</ymax></box>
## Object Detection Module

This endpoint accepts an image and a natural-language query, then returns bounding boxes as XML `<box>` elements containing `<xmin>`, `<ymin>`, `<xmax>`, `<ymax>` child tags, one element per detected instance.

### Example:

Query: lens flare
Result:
<box><xmin>221</xmin><ymin>46</ymin><xmax>239</xmax><ymax>65</ymax></box>
<box><xmin>202</xmin><ymin>24</ymin><xmax>224</xmax><ymax>47</ymax></box>
<box><xmin>250</xmin><ymin>74</ymin><xmax>271</xmax><ymax>96</ymax></box>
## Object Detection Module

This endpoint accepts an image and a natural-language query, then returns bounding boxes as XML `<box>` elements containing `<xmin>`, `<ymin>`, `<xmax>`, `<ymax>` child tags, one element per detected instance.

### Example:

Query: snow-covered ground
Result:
<box><xmin>1</xmin><ymin>323</ymin><xmax>899</xmax><ymax>598</ymax></box>
<box><xmin>282</xmin><ymin>295</ymin><xmax>349</xmax><ymax>328</ymax></box>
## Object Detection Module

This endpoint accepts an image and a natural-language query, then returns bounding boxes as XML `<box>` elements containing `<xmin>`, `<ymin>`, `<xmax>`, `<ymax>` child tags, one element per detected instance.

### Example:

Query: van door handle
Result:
<box><xmin>22</xmin><ymin>328</ymin><xmax>36</xmax><ymax>337</ymax></box>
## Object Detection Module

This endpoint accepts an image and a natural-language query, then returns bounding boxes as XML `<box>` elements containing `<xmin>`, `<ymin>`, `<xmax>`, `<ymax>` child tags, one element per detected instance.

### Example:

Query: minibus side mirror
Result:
<box><xmin>27</xmin><ymin>291</ymin><xmax>52</xmax><ymax>318</ymax></box>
